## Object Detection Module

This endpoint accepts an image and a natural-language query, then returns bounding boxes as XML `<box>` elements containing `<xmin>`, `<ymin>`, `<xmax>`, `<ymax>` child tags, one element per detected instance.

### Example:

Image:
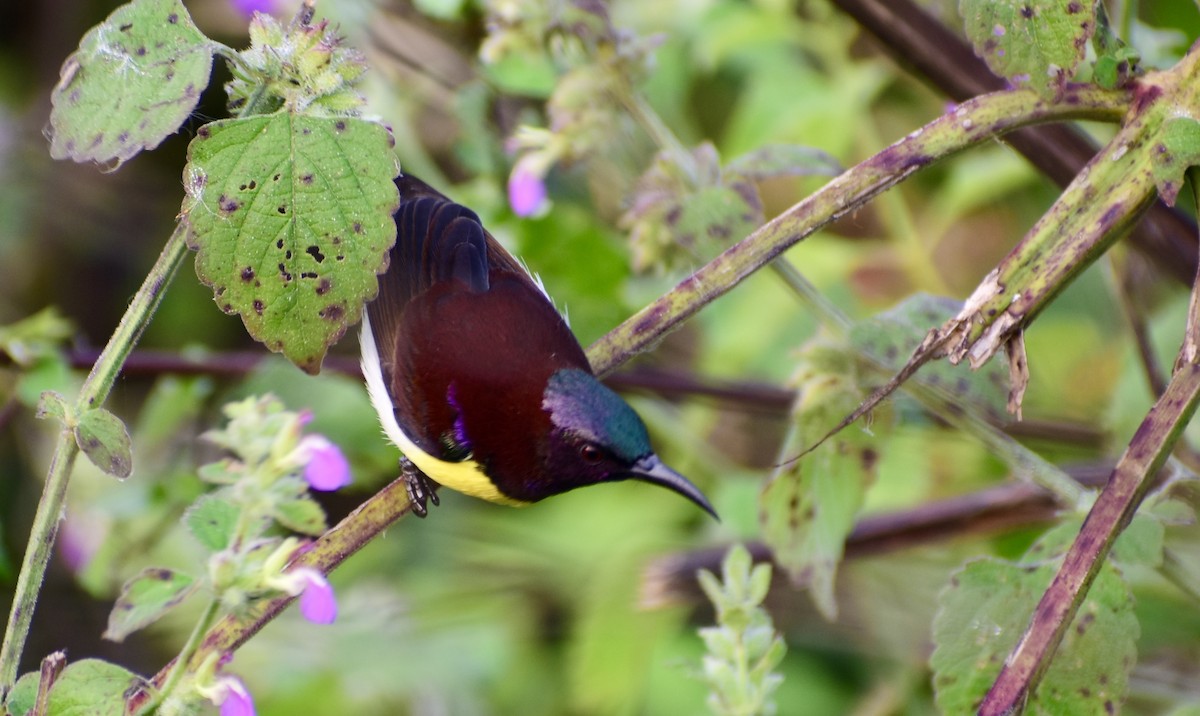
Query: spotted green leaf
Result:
<box><xmin>35</xmin><ymin>390</ymin><xmax>70</xmax><ymax>424</ymax></box>
<box><xmin>182</xmin><ymin>113</ymin><xmax>400</xmax><ymax>373</ymax></box>
<box><xmin>104</xmin><ymin>567</ymin><xmax>196</xmax><ymax>642</ymax></box>
<box><xmin>725</xmin><ymin>143</ymin><xmax>842</xmax><ymax>180</ymax></box>
<box><xmin>851</xmin><ymin>293</ymin><xmax>1009</xmax><ymax>422</ymax></box>
<box><xmin>48</xmin><ymin>0</ymin><xmax>213</xmax><ymax>167</ymax></box>
<box><xmin>760</xmin><ymin>343</ymin><xmax>875</xmax><ymax>620</ymax></box>
<box><xmin>960</xmin><ymin>0</ymin><xmax>1096</xmax><ymax>97</ymax></box>
<box><xmin>1150</xmin><ymin>117</ymin><xmax>1200</xmax><ymax>206</ymax></box>
<box><xmin>74</xmin><ymin>407</ymin><xmax>133</xmax><ymax>479</ymax></box>
<box><xmin>932</xmin><ymin>558</ymin><xmax>1136</xmax><ymax>715</ymax></box>
<box><xmin>43</xmin><ymin>659</ymin><xmax>142</xmax><ymax>716</ymax></box>
<box><xmin>184</xmin><ymin>494</ymin><xmax>239</xmax><ymax>551</ymax></box>
<box><xmin>623</xmin><ymin>142</ymin><xmax>762</xmax><ymax>272</ymax></box>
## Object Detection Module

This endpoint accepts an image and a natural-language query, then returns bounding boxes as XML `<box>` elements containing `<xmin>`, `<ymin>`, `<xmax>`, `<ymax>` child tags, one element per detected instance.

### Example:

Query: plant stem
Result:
<box><xmin>0</xmin><ymin>223</ymin><xmax>190</xmax><ymax>701</ymax></box>
<box><xmin>129</xmin><ymin>475</ymin><xmax>420</xmax><ymax>712</ymax></box>
<box><xmin>586</xmin><ymin>85</ymin><xmax>1129</xmax><ymax>376</ymax></box>
<box><xmin>979</xmin><ymin>360</ymin><xmax>1200</xmax><ymax>714</ymax></box>
<box><xmin>136</xmin><ymin>598</ymin><xmax>221</xmax><ymax>716</ymax></box>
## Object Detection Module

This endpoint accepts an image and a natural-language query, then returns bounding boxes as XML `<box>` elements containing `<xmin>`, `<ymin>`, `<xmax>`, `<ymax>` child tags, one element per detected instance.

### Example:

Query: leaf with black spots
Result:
<box><xmin>49</xmin><ymin>0</ymin><xmax>213</xmax><ymax>167</ymax></box>
<box><xmin>932</xmin><ymin>557</ymin><xmax>1136</xmax><ymax>715</ymax></box>
<box><xmin>1150</xmin><ymin>117</ymin><xmax>1200</xmax><ymax>206</ymax></box>
<box><xmin>74</xmin><ymin>407</ymin><xmax>133</xmax><ymax>479</ymax></box>
<box><xmin>104</xmin><ymin>567</ymin><xmax>196</xmax><ymax>642</ymax></box>
<box><xmin>961</xmin><ymin>0</ymin><xmax>1095</xmax><ymax>98</ymax></box>
<box><xmin>184</xmin><ymin>494</ymin><xmax>239</xmax><ymax>551</ymax></box>
<box><xmin>182</xmin><ymin>113</ymin><xmax>400</xmax><ymax>373</ymax></box>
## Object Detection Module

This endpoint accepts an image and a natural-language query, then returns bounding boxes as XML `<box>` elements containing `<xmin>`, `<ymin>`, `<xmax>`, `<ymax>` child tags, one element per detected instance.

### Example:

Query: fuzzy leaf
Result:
<box><xmin>272</xmin><ymin>495</ymin><xmax>328</xmax><ymax>535</ymax></box>
<box><xmin>931</xmin><ymin>558</ymin><xmax>1137</xmax><ymax>715</ymax></box>
<box><xmin>725</xmin><ymin>143</ymin><xmax>842</xmax><ymax>180</ymax></box>
<box><xmin>104</xmin><ymin>567</ymin><xmax>196</xmax><ymax>641</ymax></box>
<box><xmin>1150</xmin><ymin>117</ymin><xmax>1200</xmax><ymax>206</ymax></box>
<box><xmin>184</xmin><ymin>494</ymin><xmax>239</xmax><ymax>551</ymax></box>
<box><xmin>7</xmin><ymin>671</ymin><xmax>40</xmax><ymax>716</ymax></box>
<box><xmin>74</xmin><ymin>407</ymin><xmax>133</xmax><ymax>479</ymax></box>
<box><xmin>44</xmin><ymin>659</ymin><xmax>142</xmax><ymax>716</ymax></box>
<box><xmin>48</xmin><ymin>0</ymin><xmax>213</xmax><ymax>167</ymax></box>
<box><xmin>851</xmin><ymin>293</ymin><xmax>1009</xmax><ymax>422</ymax></box>
<box><xmin>1111</xmin><ymin>513</ymin><xmax>1165</xmax><ymax>568</ymax></box>
<box><xmin>0</xmin><ymin>307</ymin><xmax>73</xmax><ymax>367</ymax></box>
<box><xmin>35</xmin><ymin>390</ymin><xmax>70</xmax><ymax>424</ymax></box>
<box><xmin>760</xmin><ymin>346</ymin><xmax>875</xmax><ymax>620</ymax></box>
<box><xmin>182</xmin><ymin>113</ymin><xmax>399</xmax><ymax>373</ymax></box>
<box><xmin>960</xmin><ymin>0</ymin><xmax>1096</xmax><ymax>97</ymax></box>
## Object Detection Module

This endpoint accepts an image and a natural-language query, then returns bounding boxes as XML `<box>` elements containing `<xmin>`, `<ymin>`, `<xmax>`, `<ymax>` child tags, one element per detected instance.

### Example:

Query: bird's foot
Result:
<box><xmin>401</xmin><ymin>456</ymin><xmax>440</xmax><ymax>518</ymax></box>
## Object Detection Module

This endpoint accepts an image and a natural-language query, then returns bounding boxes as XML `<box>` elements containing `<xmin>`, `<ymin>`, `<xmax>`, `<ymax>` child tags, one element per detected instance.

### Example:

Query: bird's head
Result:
<box><xmin>539</xmin><ymin>368</ymin><xmax>717</xmax><ymax>518</ymax></box>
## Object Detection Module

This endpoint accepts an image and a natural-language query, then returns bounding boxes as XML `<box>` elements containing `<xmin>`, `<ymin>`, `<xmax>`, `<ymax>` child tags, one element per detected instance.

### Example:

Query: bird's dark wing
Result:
<box><xmin>365</xmin><ymin>173</ymin><xmax>563</xmax><ymax>457</ymax></box>
<box><xmin>393</xmin><ymin>173</ymin><xmax>533</xmax><ymax>277</ymax></box>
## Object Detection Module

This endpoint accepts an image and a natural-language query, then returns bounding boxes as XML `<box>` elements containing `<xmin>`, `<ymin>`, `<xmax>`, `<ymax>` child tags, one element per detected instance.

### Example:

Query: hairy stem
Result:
<box><xmin>979</xmin><ymin>360</ymin><xmax>1200</xmax><ymax>714</ymax></box>
<box><xmin>130</xmin><ymin>476</ymin><xmax>420</xmax><ymax>711</ymax></box>
<box><xmin>585</xmin><ymin>84</ymin><xmax>1129</xmax><ymax>376</ymax></box>
<box><xmin>136</xmin><ymin>598</ymin><xmax>221</xmax><ymax>716</ymax></box>
<box><xmin>0</xmin><ymin>224</ymin><xmax>189</xmax><ymax>700</ymax></box>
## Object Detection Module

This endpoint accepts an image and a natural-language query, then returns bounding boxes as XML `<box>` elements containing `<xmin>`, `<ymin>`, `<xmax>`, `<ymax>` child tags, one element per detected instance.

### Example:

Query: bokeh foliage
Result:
<box><xmin>3</xmin><ymin>0</ymin><xmax>1200</xmax><ymax>714</ymax></box>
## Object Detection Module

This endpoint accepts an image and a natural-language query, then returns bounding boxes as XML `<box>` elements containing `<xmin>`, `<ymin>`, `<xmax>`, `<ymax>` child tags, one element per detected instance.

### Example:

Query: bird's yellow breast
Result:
<box><xmin>403</xmin><ymin>440</ymin><xmax>527</xmax><ymax>506</ymax></box>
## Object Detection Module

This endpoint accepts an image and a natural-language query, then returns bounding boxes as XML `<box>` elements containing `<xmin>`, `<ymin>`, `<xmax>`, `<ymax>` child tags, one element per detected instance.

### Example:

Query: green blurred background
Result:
<box><xmin>4</xmin><ymin>0</ymin><xmax>1200</xmax><ymax>714</ymax></box>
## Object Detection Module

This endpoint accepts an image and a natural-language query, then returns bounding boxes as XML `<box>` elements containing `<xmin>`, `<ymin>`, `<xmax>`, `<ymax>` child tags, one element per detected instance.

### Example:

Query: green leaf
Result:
<box><xmin>725</xmin><ymin>143</ymin><xmax>842</xmax><ymax>180</ymax></box>
<box><xmin>760</xmin><ymin>346</ymin><xmax>875</xmax><ymax>620</ymax></box>
<box><xmin>272</xmin><ymin>495</ymin><xmax>328</xmax><ymax>536</ymax></box>
<box><xmin>1024</xmin><ymin>514</ymin><xmax>1164</xmax><ymax>569</ymax></box>
<box><xmin>7</xmin><ymin>671</ymin><xmax>40</xmax><ymax>716</ymax></box>
<box><xmin>74</xmin><ymin>407</ymin><xmax>133</xmax><ymax>479</ymax></box>
<box><xmin>44</xmin><ymin>659</ymin><xmax>142</xmax><ymax>716</ymax></box>
<box><xmin>1092</xmin><ymin>48</ymin><xmax>1139</xmax><ymax>90</ymax></box>
<box><xmin>48</xmin><ymin>0</ymin><xmax>213</xmax><ymax>167</ymax></box>
<box><xmin>1150</xmin><ymin>117</ymin><xmax>1200</xmax><ymax>206</ymax></box>
<box><xmin>931</xmin><ymin>559</ymin><xmax>1137</xmax><ymax>715</ymax></box>
<box><xmin>197</xmin><ymin>458</ymin><xmax>243</xmax><ymax>485</ymax></box>
<box><xmin>0</xmin><ymin>307</ymin><xmax>73</xmax><ymax>367</ymax></box>
<box><xmin>103</xmin><ymin>567</ymin><xmax>196</xmax><ymax>642</ymax></box>
<box><xmin>850</xmin><ymin>293</ymin><xmax>1009</xmax><ymax>423</ymax></box>
<box><xmin>182</xmin><ymin>113</ymin><xmax>399</xmax><ymax>373</ymax></box>
<box><xmin>1111</xmin><ymin>513</ymin><xmax>1164</xmax><ymax>568</ymax></box>
<box><xmin>960</xmin><ymin>0</ymin><xmax>1096</xmax><ymax>97</ymax></box>
<box><xmin>622</xmin><ymin>142</ymin><xmax>763</xmax><ymax>272</ymax></box>
<box><xmin>184</xmin><ymin>493</ymin><xmax>239</xmax><ymax>551</ymax></box>
<box><xmin>35</xmin><ymin>390</ymin><xmax>70</xmax><ymax>424</ymax></box>
<box><xmin>15</xmin><ymin>356</ymin><xmax>73</xmax><ymax>409</ymax></box>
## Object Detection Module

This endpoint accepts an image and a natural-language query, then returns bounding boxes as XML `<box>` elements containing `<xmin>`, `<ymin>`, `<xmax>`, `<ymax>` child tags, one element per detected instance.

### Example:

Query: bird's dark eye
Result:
<box><xmin>579</xmin><ymin>444</ymin><xmax>603</xmax><ymax>464</ymax></box>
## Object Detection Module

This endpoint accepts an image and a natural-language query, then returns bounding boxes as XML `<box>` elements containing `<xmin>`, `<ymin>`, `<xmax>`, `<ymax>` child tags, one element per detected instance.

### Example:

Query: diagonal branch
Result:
<box><xmin>829</xmin><ymin>0</ymin><xmax>1198</xmax><ymax>285</ymax></box>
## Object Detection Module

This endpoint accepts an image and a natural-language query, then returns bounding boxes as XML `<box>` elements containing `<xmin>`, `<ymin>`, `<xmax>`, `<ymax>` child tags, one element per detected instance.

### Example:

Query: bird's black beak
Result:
<box><xmin>628</xmin><ymin>454</ymin><xmax>718</xmax><ymax>520</ymax></box>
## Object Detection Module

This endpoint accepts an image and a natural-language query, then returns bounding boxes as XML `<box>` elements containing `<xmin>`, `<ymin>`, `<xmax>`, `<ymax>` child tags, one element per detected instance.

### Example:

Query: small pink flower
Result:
<box><xmin>218</xmin><ymin>676</ymin><xmax>256</xmax><ymax>716</ymax></box>
<box><xmin>300</xmin><ymin>435</ymin><xmax>351</xmax><ymax>491</ymax></box>
<box><xmin>508</xmin><ymin>164</ymin><xmax>547</xmax><ymax>217</ymax></box>
<box><xmin>231</xmin><ymin>0</ymin><xmax>276</xmax><ymax>18</ymax></box>
<box><xmin>296</xmin><ymin>568</ymin><xmax>338</xmax><ymax>624</ymax></box>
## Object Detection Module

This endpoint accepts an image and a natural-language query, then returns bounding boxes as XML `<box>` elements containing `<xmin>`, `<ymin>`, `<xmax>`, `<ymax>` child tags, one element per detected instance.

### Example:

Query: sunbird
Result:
<box><xmin>360</xmin><ymin>174</ymin><xmax>715</xmax><ymax>518</ymax></box>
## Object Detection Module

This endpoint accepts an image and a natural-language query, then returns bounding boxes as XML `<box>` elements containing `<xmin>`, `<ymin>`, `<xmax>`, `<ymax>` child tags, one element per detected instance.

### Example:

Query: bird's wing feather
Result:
<box><xmin>365</xmin><ymin>173</ymin><xmax>561</xmax><ymax>457</ymax></box>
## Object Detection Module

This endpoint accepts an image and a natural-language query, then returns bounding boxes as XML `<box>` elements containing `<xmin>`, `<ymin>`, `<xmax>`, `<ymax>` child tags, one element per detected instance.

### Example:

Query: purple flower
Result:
<box><xmin>219</xmin><ymin>676</ymin><xmax>256</xmax><ymax>716</ymax></box>
<box><xmin>296</xmin><ymin>568</ymin><xmax>338</xmax><ymax>624</ymax></box>
<box><xmin>300</xmin><ymin>435</ymin><xmax>351</xmax><ymax>491</ymax></box>
<box><xmin>508</xmin><ymin>164</ymin><xmax>547</xmax><ymax>217</ymax></box>
<box><xmin>231</xmin><ymin>0</ymin><xmax>276</xmax><ymax>18</ymax></box>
